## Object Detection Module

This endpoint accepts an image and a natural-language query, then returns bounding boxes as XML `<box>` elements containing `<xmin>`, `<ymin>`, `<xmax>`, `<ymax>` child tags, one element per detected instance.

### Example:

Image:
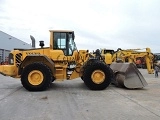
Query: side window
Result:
<box><xmin>54</xmin><ymin>33</ymin><xmax>66</xmax><ymax>49</ymax></box>
<box><xmin>53</xmin><ymin>32</ymin><xmax>76</xmax><ymax>56</ymax></box>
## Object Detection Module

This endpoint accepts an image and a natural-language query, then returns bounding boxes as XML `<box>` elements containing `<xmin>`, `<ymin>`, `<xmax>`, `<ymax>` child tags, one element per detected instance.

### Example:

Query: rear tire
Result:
<box><xmin>21</xmin><ymin>62</ymin><xmax>53</xmax><ymax>91</ymax></box>
<box><xmin>83</xmin><ymin>61</ymin><xmax>113</xmax><ymax>90</ymax></box>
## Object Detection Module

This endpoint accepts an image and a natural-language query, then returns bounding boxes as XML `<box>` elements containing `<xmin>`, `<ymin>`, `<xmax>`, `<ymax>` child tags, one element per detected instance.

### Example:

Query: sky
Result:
<box><xmin>0</xmin><ymin>0</ymin><xmax>160</xmax><ymax>53</ymax></box>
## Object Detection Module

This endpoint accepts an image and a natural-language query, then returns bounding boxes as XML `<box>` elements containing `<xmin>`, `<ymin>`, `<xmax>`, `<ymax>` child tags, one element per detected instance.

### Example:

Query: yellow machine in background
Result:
<box><xmin>0</xmin><ymin>30</ymin><xmax>148</xmax><ymax>91</ymax></box>
<box><xmin>100</xmin><ymin>48</ymin><xmax>154</xmax><ymax>74</ymax></box>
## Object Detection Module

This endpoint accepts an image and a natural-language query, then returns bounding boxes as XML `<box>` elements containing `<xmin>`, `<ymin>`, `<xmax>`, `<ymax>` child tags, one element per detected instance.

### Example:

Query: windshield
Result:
<box><xmin>102</xmin><ymin>49</ymin><xmax>114</xmax><ymax>54</ymax></box>
<box><xmin>53</xmin><ymin>32</ymin><xmax>77</xmax><ymax>56</ymax></box>
<box><xmin>68</xmin><ymin>33</ymin><xmax>77</xmax><ymax>55</ymax></box>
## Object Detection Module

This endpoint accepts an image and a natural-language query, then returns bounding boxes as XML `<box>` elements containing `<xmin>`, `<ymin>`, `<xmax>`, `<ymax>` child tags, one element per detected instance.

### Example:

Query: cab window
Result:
<box><xmin>54</xmin><ymin>33</ymin><xmax>66</xmax><ymax>49</ymax></box>
<box><xmin>53</xmin><ymin>32</ymin><xmax>77</xmax><ymax>56</ymax></box>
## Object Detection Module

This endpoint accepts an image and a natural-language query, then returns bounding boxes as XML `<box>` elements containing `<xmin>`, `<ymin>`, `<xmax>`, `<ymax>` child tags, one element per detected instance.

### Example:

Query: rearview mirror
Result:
<box><xmin>72</xmin><ymin>31</ymin><xmax>75</xmax><ymax>40</ymax></box>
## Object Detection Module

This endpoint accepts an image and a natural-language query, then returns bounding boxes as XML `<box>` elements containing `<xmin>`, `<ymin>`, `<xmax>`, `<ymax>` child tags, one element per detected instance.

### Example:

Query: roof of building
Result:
<box><xmin>0</xmin><ymin>31</ymin><xmax>31</xmax><ymax>50</ymax></box>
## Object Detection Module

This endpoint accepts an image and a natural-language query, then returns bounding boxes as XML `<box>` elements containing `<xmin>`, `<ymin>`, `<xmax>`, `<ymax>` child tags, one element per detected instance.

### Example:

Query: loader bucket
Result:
<box><xmin>110</xmin><ymin>62</ymin><xmax>148</xmax><ymax>89</ymax></box>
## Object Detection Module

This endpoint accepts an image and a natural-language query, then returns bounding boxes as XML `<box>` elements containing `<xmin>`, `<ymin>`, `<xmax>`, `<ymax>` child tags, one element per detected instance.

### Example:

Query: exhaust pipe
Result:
<box><xmin>30</xmin><ymin>35</ymin><xmax>36</xmax><ymax>48</ymax></box>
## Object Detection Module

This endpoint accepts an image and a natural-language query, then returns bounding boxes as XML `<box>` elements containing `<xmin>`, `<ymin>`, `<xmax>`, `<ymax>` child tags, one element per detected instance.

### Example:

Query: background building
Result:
<box><xmin>0</xmin><ymin>31</ymin><xmax>32</xmax><ymax>64</ymax></box>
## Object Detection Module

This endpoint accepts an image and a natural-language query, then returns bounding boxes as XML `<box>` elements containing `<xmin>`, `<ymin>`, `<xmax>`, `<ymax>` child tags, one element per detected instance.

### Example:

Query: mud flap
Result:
<box><xmin>110</xmin><ymin>62</ymin><xmax>148</xmax><ymax>89</ymax></box>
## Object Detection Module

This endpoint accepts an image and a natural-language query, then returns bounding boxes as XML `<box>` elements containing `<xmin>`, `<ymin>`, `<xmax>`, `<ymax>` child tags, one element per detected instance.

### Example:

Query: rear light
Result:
<box><xmin>8</xmin><ymin>53</ymin><xmax>14</xmax><ymax>65</ymax></box>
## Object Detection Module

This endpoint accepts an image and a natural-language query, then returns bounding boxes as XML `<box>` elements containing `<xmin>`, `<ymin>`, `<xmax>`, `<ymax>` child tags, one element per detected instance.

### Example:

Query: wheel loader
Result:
<box><xmin>0</xmin><ymin>30</ymin><xmax>147</xmax><ymax>91</ymax></box>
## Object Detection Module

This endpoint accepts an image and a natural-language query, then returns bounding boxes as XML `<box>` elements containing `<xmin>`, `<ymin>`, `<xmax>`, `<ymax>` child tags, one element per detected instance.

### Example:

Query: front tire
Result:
<box><xmin>21</xmin><ymin>62</ymin><xmax>53</xmax><ymax>91</ymax></box>
<box><xmin>83</xmin><ymin>61</ymin><xmax>113</xmax><ymax>90</ymax></box>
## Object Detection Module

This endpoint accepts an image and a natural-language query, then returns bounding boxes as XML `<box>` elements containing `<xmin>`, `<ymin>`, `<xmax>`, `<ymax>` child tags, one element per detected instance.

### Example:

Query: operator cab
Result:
<box><xmin>52</xmin><ymin>31</ymin><xmax>77</xmax><ymax>56</ymax></box>
<box><xmin>101</xmin><ymin>49</ymin><xmax>115</xmax><ymax>55</ymax></box>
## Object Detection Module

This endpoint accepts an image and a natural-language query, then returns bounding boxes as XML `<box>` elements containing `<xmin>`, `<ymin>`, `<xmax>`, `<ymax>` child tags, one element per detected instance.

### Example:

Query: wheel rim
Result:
<box><xmin>28</xmin><ymin>70</ymin><xmax>44</xmax><ymax>85</ymax></box>
<box><xmin>91</xmin><ymin>70</ymin><xmax>105</xmax><ymax>84</ymax></box>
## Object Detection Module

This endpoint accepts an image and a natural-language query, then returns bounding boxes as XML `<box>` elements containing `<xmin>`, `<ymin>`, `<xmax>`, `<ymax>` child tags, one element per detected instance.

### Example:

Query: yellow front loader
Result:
<box><xmin>0</xmin><ymin>30</ymin><xmax>147</xmax><ymax>91</ymax></box>
<box><xmin>100</xmin><ymin>48</ymin><xmax>154</xmax><ymax>74</ymax></box>
<box><xmin>111</xmin><ymin>48</ymin><xmax>154</xmax><ymax>74</ymax></box>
